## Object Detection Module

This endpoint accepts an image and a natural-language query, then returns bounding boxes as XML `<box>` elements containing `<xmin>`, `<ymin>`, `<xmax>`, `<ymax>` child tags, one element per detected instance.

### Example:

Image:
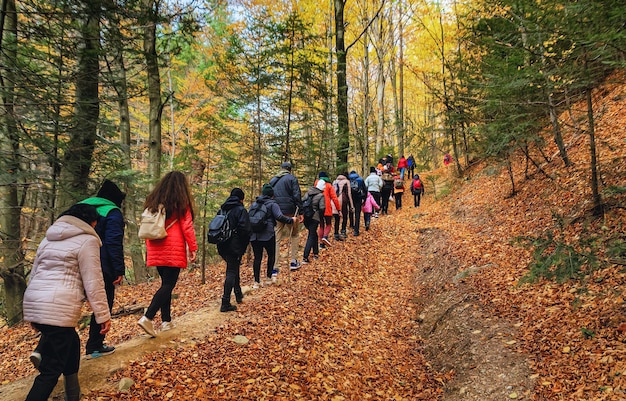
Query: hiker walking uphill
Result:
<box><xmin>348</xmin><ymin>170</ymin><xmax>367</xmax><ymax>236</ymax></box>
<box><xmin>411</xmin><ymin>174</ymin><xmax>425</xmax><ymax>207</ymax></box>
<box><xmin>332</xmin><ymin>173</ymin><xmax>353</xmax><ymax>240</ymax></box>
<box><xmin>216</xmin><ymin>188</ymin><xmax>251</xmax><ymax>312</ymax></box>
<box><xmin>393</xmin><ymin>173</ymin><xmax>405</xmax><ymax>210</ymax></box>
<box><xmin>138</xmin><ymin>171</ymin><xmax>198</xmax><ymax>336</ymax></box>
<box><xmin>301</xmin><ymin>180</ymin><xmax>326</xmax><ymax>264</ymax></box>
<box><xmin>364</xmin><ymin>166</ymin><xmax>383</xmax><ymax>217</ymax></box>
<box><xmin>78</xmin><ymin>179</ymin><xmax>126</xmax><ymax>360</ymax></box>
<box><xmin>316</xmin><ymin>172</ymin><xmax>340</xmax><ymax>248</ymax></box>
<box><xmin>23</xmin><ymin>204</ymin><xmax>111</xmax><ymax>401</ymax></box>
<box><xmin>249</xmin><ymin>184</ymin><xmax>295</xmax><ymax>288</ymax></box>
<box><xmin>269</xmin><ymin>161</ymin><xmax>303</xmax><ymax>279</ymax></box>
<box><xmin>380</xmin><ymin>170</ymin><xmax>395</xmax><ymax>215</ymax></box>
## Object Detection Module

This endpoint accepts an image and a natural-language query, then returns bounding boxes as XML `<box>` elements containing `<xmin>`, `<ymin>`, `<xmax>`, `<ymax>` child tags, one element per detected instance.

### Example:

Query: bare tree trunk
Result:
<box><xmin>334</xmin><ymin>0</ymin><xmax>349</xmax><ymax>172</ymax></box>
<box><xmin>585</xmin><ymin>83</ymin><xmax>602</xmax><ymax>215</ymax></box>
<box><xmin>397</xmin><ymin>0</ymin><xmax>405</xmax><ymax>157</ymax></box>
<box><xmin>361</xmin><ymin>22</ymin><xmax>371</xmax><ymax>173</ymax></box>
<box><xmin>58</xmin><ymin>0</ymin><xmax>101</xmax><ymax>208</ymax></box>
<box><xmin>0</xmin><ymin>0</ymin><xmax>26</xmax><ymax>325</ymax></box>
<box><xmin>143</xmin><ymin>0</ymin><xmax>162</xmax><ymax>183</ymax></box>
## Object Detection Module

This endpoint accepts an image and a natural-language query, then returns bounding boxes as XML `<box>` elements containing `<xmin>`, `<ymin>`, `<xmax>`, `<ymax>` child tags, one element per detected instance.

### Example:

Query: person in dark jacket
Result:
<box><xmin>250</xmin><ymin>184</ymin><xmax>295</xmax><ymax>288</ymax></box>
<box><xmin>269</xmin><ymin>161</ymin><xmax>303</xmax><ymax>280</ymax></box>
<box><xmin>380</xmin><ymin>172</ymin><xmax>395</xmax><ymax>215</ymax></box>
<box><xmin>217</xmin><ymin>188</ymin><xmax>251</xmax><ymax>312</ymax></box>
<box><xmin>77</xmin><ymin>179</ymin><xmax>125</xmax><ymax>358</ymax></box>
<box><xmin>348</xmin><ymin>171</ymin><xmax>367</xmax><ymax>236</ymax></box>
<box><xmin>302</xmin><ymin>180</ymin><xmax>326</xmax><ymax>263</ymax></box>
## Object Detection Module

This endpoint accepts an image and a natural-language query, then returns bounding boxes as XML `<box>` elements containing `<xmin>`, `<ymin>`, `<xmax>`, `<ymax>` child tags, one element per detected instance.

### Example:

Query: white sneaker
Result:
<box><xmin>252</xmin><ymin>281</ymin><xmax>261</xmax><ymax>289</ymax></box>
<box><xmin>161</xmin><ymin>321</ymin><xmax>175</xmax><ymax>331</ymax></box>
<box><xmin>138</xmin><ymin>316</ymin><xmax>157</xmax><ymax>337</ymax></box>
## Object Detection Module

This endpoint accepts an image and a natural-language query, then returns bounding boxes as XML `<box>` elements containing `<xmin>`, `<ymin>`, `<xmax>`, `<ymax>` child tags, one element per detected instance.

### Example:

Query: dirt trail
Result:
<box><xmin>0</xmin><ymin>298</ymin><xmax>238</xmax><ymax>400</ymax></box>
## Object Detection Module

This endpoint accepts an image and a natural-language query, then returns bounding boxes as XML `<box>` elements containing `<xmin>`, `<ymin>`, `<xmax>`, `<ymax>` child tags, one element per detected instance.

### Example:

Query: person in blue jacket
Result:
<box><xmin>79</xmin><ymin>179</ymin><xmax>126</xmax><ymax>358</ymax></box>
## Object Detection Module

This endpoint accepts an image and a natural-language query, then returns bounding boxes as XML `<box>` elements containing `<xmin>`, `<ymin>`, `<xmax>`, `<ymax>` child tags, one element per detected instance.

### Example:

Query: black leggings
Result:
<box><xmin>145</xmin><ymin>266</ymin><xmax>180</xmax><ymax>322</ymax></box>
<box><xmin>251</xmin><ymin>238</ymin><xmax>276</xmax><ymax>282</ymax></box>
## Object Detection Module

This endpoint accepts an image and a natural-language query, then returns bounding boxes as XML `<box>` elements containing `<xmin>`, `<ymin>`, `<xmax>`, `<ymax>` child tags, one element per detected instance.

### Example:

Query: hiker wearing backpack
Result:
<box><xmin>348</xmin><ymin>170</ymin><xmax>367</xmax><ymax>236</ymax></box>
<box><xmin>301</xmin><ymin>180</ymin><xmax>326</xmax><ymax>264</ymax></box>
<box><xmin>411</xmin><ymin>174</ymin><xmax>425</xmax><ymax>207</ymax></box>
<box><xmin>380</xmin><ymin>170</ymin><xmax>395</xmax><ymax>215</ymax></box>
<box><xmin>138</xmin><ymin>171</ymin><xmax>198</xmax><ymax>336</ymax></box>
<box><xmin>407</xmin><ymin>154</ymin><xmax>416</xmax><ymax>179</ymax></box>
<box><xmin>332</xmin><ymin>173</ymin><xmax>353</xmax><ymax>240</ymax></box>
<box><xmin>364</xmin><ymin>166</ymin><xmax>383</xmax><ymax>217</ymax></box>
<box><xmin>316</xmin><ymin>172</ymin><xmax>340</xmax><ymax>248</ymax></box>
<box><xmin>216</xmin><ymin>188</ymin><xmax>251</xmax><ymax>312</ymax></box>
<box><xmin>393</xmin><ymin>173</ymin><xmax>405</xmax><ymax>210</ymax></box>
<box><xmin>249</xmin><ymin>184</ymin><xmax>295</xmax><ymax>288</ymax></box>
<box><xmin>269</xmin><ymin>162</ymin><xmax>303</xmax><ymax>279</ymax></box>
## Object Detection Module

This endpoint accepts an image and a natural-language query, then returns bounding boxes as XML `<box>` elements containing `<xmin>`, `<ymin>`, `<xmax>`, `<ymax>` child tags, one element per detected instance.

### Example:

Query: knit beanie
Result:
<box><xmin>370</xmin><ymin>166</ymin><xmax>376</xmax><ymax>173</ymax></box>
<box><xmin>230</xmin><ymin>187</ymin><xmax>245</xmax><ymax>201</ymax></box>
<box><xmin>318</xmin><ymin>171</ymin><xmax>328</xmax><ymax>178</ymax></box>
<box><xmin>262</xmin><ymin>184</ymin><xmax>274</xmax><ymax>197</ymax></box>
<box><xmin>97</xmin><ymin>179</ymin><xmax>126</xmax><ymax>207</ymax></box>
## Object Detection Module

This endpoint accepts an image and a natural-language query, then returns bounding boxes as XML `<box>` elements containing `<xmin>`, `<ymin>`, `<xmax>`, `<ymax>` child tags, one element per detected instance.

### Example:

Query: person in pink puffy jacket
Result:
<box><xmin>361</xmin><ymin>191</ymin><xmax>380</xmax><ymax>231</ymax></box>
<box><xmin>137</xmin><ymin>171</ymin><xmax>198</xmax><ymax>337</ymax></box>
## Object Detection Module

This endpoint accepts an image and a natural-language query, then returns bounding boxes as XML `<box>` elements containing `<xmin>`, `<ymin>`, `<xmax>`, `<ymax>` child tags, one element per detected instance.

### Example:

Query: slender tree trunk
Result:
<box><xmin>585</xmin><ymin>85</ymin><xmax>602</xmax><ymax>215</ymax></box>
<box><xmin>334</xmin><ymin>0</ymin><xmax>349</xmax><ymax>172</ymax></box>
<box><xmin>375</xmin><ymin>14</ymin><xmax>386</xmax><ymax>157</ymax></box>
<box><xmin>361</xmin><ymin>25</ymin><xmax>371</xmax><ymax>173</ymax></box>
<box><xmin>58</xmin><ymin>0</ymin><xmax>101</xmax><ymax>208</ymax></box>
<box><xmin>398</xmin><ymin>0</ymin><xmax>405</xmax><ymax>157</ymax></box>
<box><xmin>0</xmin><ymin>0</ymin><xmax>26</xmax><ymax>325</ymax></box>
<box><xmin>143</xmin><ymin>0</ymin><xmax>162</xmax><ymax>183</ymax></box>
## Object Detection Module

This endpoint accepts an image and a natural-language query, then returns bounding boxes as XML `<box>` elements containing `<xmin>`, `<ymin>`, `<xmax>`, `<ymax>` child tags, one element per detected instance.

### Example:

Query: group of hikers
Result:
<box><xmin>21</xmin><ymin>156</ymin><xmax>425</xmax><ymax>400</ymax></box>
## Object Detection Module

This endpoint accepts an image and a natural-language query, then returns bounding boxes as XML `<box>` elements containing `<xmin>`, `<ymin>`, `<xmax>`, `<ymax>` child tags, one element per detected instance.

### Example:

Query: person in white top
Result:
<box><xmin>364</xmin><ymin>167</ymin><xmax>384</xmax><ymax>216</ymax></box>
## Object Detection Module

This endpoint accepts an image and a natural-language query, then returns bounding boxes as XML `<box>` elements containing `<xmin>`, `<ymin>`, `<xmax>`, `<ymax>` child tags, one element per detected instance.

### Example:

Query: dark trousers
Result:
<box><xmin>145</xmin><ymin>266</ymin><xmax>181</xmax><ymax>322</ymax></box>
<box><xmin>251</xmin><ymin>238</ymin><xmax>276</xmax><ymax>282</ymax></box>
<box><xmin>363</xmin><ymin>213</ymin><xmax>372</xmax><ymax>228</ymax></box>
<box><xmin>380</xmin><ymin>188</ymin><xmax>392</xmax><ymax>214</ymax></box>
<box><xmin>395</xmin><ymin>192</ymin><xmax>403</xmax><ymax>209</ymax></box>
<box><xmin>221</xmin><ymin>254</ymin><xmax>242</xmax><ymax>305</ymax></box>
<box><xmin>349</xmin><ymin>199</ymin><xmax>363</xmax><ymax>233</ymax></box>
<box><xmin>369</xmin><ymin>191</ymin><xmax>381</xmax><ymax>211</ymax></box>
<box><xmin>304</xmin><ymin>220</ymin><xmax>319</xmax><ymax>259</ymax></box>
<box><xmin>408</xmin><ymin>167</ymin><xmax>414</xmax><ymax>179</ymax></box>
<box><xmin>26</xmin><ymin>324</ymin><xmax>80</xmax><ymax>401</ymax></box>
<box><xmin>86</xmin><ymin>277</ymin><xmax>115</xmax><ymax>353</ymax></box>
<box><xmin>413</xmin><ymin>192</ymin><xmax>422</xmax><ymax>207</ymax></box>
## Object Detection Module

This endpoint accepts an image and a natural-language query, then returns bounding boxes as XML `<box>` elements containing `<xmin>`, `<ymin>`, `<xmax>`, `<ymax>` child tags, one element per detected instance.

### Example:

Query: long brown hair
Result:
<box><xmin>144</xmin><ymin>171</ymin><xmax>195</xmax><ymax>220</ymax></box>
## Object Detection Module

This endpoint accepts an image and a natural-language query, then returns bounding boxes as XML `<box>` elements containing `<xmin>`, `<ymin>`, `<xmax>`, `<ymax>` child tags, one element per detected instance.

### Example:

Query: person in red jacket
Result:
<box><xmin>137</xmin><ymin>171</ymin><xmax>198</xmax><ymax>337</ymax></box>
<box><xmin>397</xmin><ymin>155</ymin><xmax>408</xmax><ymax>179</ymax></box>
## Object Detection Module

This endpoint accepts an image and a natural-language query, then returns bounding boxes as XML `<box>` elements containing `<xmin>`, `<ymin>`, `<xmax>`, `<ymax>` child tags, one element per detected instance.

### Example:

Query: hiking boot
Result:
<box><xmin>353</xmin><ymin>230</ymin><xmax>359</xmax><ymax>237</ymax></box>
<box><xmin>29</xmin><ymin>351</ymin><xmax>41</xmax><ymax>370</ymax></box>
<box><xmin>220</xmin><ymin>304</ymin><xmax>237</xmax><ymax>312</ymax></box>
<box><xmin>236</xmin><ymin>294</ymin><xmax>244</xmax><ymax>304</ymax></box>
<box><xmin>322</xmin><ymin>237</ymin><xmax>332</xmax><ymax>247</ymax></box>
<box><xmin>86</xmin><ymin>345</ymin><xmax>115</xmax><ymax>359</ymax></box>
<box><xmin>138</xmin><ymin>316</ymin><xmax>157</xmax><ymax>338</ymax></box>
<box><xmin>161</xmin><ymin>321</ymin><xmax>176</xmax><ymax>331</ymax></box>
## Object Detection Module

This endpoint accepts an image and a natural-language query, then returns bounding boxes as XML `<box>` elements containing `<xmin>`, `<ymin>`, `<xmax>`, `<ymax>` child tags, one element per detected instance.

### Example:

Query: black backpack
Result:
<box><xmin>207</xmin><ymin>209</ymin><xmax>233</xmax><ymax>244</ymax></box>
<box><xmin>248</xmin><ymin>201</ymin><xmax>269</xmax><ymax>233</ymax></box>
<box><xmin>350</xmin><ymin>178</ymin><xmax>367</xmax><ymax>200</ymax></box>
<box><xmin>301</xmin><ymin>195</ymin><xmax>316</xmax><ymax>220</ymax></box>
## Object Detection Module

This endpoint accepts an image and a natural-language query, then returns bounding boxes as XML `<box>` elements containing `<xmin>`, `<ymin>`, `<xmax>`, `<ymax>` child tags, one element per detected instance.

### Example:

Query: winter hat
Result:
<box><xmin>316</xmin><ymin>180</ymin><xmax>326</xmax><ymax>191</ymax></box>
<box><xmin>318</xmin><ymin>171</ymin><xmax>328</xmax><ymax>178</ymax></box>
<box><xmin>281</xmin><ymin>161</ymin><xmax>292</xmax><ymax>171</ymax></box>
<box><xmin>97</xmin><ymin>179</ymin><xmax>126</xmax><ymax>207</ymax></box>
<box><xmin>262</xmin><ymin>184</ymin><xmax>274</xmax><ymax>197</ymax></box>
<box><xmin>370</xmin><ymin>166</ymin><xmax>376</xmax><ymax>173</ymax></box>
<box><xmin>230</xmin><ymin>187</ymin><xmax>245</xmax><ymax>201</ymax></box>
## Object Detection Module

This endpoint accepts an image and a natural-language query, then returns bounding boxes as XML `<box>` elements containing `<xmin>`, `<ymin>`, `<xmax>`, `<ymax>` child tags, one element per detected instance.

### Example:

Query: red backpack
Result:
<box><xmin>412</xmin><ymin>178</ymin><xmax>422</xmax><ymax>192</ymax></box>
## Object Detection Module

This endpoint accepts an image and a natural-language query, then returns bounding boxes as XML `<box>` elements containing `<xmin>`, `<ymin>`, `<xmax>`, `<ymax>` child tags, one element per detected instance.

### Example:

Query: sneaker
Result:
<box><xmin>313</xmin><ymin>254</ymin><xmax>319</xmax><ymax>260</ymax></box>
<box><xmin>353</xmin><ymin>231</ymin><xmax>359</xmax><ymax>237</ymax></box>
<box><xmin>161</xmin><ymin>321</ymin><xmax>175</xmax><ymax>331</ymax></box>
<box><xmin>271</xmin><ymin>269</ymin><xmax>278</xmax><ymax>283</ymax></box>
<box><xmin>236</xmin><ymin>294</ymin><xmax>244</xmax><ymax>304</ymax></box>
<box><xmin>252</xmin><ymin>281</ymin><xmax>261</xmax><ymax>289</ymax></box>
<box><xmin>365</xmin><ymin>224</ymin><xmax>370</xmax><ymax>231</ymax></box>
<box><xmin>220</xmin><ymin>304</ymin><xmax>237</xmax><ymax>312</ymax></box>
<box><xmin>86</xmin><ymin>345</ymin><xmax>116</xmax><ymax>359</ymax></box>
<box><xmin>320</xmin><ymin>243</ymin><xmax>326</xmax><ymax>249</ymax></box>
<box><xmin>290</xmin><ymin>260</ymin><xmax>301</xmax><ymax>271</ymax></box>
<box><xmin>138</xmin><ymin>316</ymin><xmax>157</xmax><ymax>338</ymax></box>
<box><xmin>302</xmin><ymin>258</ymin><xmax>310</xmax><ymax>264</ymax></box>
<box><xmin>321</xmin><ymin>237</ymin><xmax>332</xmax><ymax>247</ymax></box>
<box><xmin>29</xmin><ymin>351</ymin><xmax>41</xmax><ymax>369</ymax></box>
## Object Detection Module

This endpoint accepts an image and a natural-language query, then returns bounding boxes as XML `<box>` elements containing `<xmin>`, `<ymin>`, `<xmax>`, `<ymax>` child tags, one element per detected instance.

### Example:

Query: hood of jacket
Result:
<box><xmin>46</xmin><ymin>215</ymin><xmax>102</xmax><ymax>246</ymax></box>
<box><xmin>221</xmin><ymin>195</ymin><xmax>244</xmax><ymax>212</ymax></box>
<box><xmin>349</xmin><ymin>172</ymin><xmax>361</xmax><ymax>181</ymax></box>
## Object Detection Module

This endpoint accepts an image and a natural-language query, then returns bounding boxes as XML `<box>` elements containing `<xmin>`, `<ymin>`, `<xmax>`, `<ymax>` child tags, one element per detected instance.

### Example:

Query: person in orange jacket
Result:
<box><xmin>315</xmin><ymin>171</ymin><xmax>340</xmax><ymax>248</ymax></box>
